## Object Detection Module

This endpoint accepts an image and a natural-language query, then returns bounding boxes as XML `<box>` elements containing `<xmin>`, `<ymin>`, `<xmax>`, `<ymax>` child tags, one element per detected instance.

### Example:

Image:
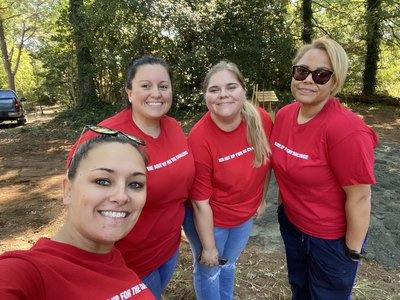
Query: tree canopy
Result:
<box><xmin>0</xmin><ymin>0</ymin><xmax>399</xmax><ymax>109</ymax></box>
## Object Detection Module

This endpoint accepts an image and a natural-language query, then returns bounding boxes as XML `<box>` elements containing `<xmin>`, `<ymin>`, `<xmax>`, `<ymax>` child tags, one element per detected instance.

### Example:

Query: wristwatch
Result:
<box><xmin>344</xmin><ymin>243</ymin><xmax>365</xmax><ymax>261</ymax></box>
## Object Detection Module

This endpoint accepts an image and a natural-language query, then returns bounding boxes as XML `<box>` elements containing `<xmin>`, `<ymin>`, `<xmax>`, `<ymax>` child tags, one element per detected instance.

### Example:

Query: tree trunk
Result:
<box><xmin>69</xmin><ymin>0</ymin><xmax>99</xmax><ymax>108</ymax></box>
<box><xmin>301</xmin><ymin>0</ymin><xmax>313</xmax><ymax>44</ymax></box>
<box><xmin>0</xmin><ymin>18</ymin><xmax>16</xmax><ymax>91</ymax></box>
<box><xmin>362</xmin><ymin>0</ymin><xmax>382</xmax><ymax>96</ymax></box>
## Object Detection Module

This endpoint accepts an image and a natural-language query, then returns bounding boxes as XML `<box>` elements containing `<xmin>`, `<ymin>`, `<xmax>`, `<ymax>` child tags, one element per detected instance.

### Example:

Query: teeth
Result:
<box><xmin>147</xmin><ymin>102</ymin><xmax>163</xmax><ymax>106</ymax></box>
<box><xmin>100</xmin><ymin>211</ymin><xmax>127</xmax><ymax>218</ymax></box>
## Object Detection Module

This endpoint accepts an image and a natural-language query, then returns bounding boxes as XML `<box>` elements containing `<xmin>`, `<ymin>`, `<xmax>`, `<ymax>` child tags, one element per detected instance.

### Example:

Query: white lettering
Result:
<box><xmin>147</xmin><ymin>151</ymin><xmax>189</xmax><ymax>172</ymax></box>
<box><xmin>217</xmin><ymin>147</ymin><xmax>254</xmax><ymax>163</ymax></box>
<box><xmin>131</xmin><ymin>283</ymin><xmax>148</xmax><ymax>295</ymax></box>
<box><xmin>120</xmin><ymin>289</ymin><xmax>132</xmax><ymax>299</ymax></box>
<box><xmin>273</xmin><ymin>141</ymin><xmax>309</xmax><ymax>160</ymax></box>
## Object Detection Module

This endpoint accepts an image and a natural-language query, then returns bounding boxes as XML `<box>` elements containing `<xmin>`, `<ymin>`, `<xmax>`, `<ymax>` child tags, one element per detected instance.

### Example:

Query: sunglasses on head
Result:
<box><xmin>82</xmin><ymin>125</ymin><xmax>146</xmax><ymax>146</ymax></box>
<box><xmin>292</xmin><ymin>65</ymin><xmax>334</xmax><ymax>85</ymax></box>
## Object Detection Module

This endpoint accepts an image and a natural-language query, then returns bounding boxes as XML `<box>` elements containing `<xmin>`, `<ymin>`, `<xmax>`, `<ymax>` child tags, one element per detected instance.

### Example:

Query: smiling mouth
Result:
<box><xmin>146</xmin><ymin>101</ymin><xmax>163</xmax><ymax>107</ymax></box>
<box><xmin>298</xmin><ymin>88</ymin><xmax>316</xmax><ymax>93</ymax></box>
<box><xmin>99</xmin><ymin>211</ymin><xmax>129</xmax><ymax>218</ymax></box>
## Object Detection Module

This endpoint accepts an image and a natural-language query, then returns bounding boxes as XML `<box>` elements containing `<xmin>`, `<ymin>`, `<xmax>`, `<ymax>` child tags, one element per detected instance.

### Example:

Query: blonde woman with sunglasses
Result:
<box><xmin>270</xmin><ymin>37</ymin><xmax>378</xmax><ymax>299</ymax></box>
<box><xmin>0</xmin><ymin>131</ymin><xmax>155</xmax><ymax>299</ymax></box>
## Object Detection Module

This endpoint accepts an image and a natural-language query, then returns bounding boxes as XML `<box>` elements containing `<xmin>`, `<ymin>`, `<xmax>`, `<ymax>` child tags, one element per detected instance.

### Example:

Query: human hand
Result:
<box><xmin>198</xmin><ymin>248</ymin><xmax>219</xmax><ymax>266</ymax></box>
<box><xmin>254</xmin><ymin>200</ymin><xmax>267</xmax><ymax>220</ymax></box>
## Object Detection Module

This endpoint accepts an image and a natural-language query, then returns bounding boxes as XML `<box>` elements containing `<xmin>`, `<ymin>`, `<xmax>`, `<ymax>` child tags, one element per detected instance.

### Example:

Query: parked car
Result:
<box><xmin>0</xmin><ymin>89</ymin><xmax>27</xmax><ymax>126</ymax></box>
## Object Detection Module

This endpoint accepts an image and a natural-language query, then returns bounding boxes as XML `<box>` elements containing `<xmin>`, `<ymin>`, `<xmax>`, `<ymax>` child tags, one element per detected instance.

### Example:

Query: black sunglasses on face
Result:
<box><xmin>82</xmin><ymin>125</ymin><xmax>146</xmax><ymax>146</ymax></box>
<box><xmin>292</xmin><ymin>65</ymin><xmax>334</xmax><ymax>85</ymax></box>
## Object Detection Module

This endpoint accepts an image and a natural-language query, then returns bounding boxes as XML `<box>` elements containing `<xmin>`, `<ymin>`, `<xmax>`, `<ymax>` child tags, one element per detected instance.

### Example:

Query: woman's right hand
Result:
<box><xmin>199</xmin><ymin>248</ymin><xmax>219</xmax><ymax>266</ymax></box>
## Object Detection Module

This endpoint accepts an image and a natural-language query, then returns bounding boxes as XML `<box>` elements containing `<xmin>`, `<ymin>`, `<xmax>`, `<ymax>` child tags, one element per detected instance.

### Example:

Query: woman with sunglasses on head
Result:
<box><xmin>66</xmin><ymin>55</ymin><xmax>195</xmax><ymax>300</ymax></box>
<box><xmin>0</xmin><ymin>131</ymin><xmax>155</xmax><ymax>299</ymax></box>
<box><xmin>183</xmin><ymin>60</ymin><xmax>273</xmax><ymax>300</ymax></box>
<box><xmin>270</xmin><ymin>37</ymin><xmax>378</xmax><ymax>299</ymax></box>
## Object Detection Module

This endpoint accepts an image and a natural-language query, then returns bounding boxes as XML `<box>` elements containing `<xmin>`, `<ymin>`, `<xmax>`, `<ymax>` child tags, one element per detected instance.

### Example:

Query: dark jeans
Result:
<box><xmin>277</xmin><ymin>204</ymin><xmax>360</xmax><ymax>300</ymax></box>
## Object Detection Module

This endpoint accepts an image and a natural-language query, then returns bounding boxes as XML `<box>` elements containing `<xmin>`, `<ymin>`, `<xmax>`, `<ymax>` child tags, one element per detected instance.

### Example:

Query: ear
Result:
<box><xmin>125</xmin><ymin>87</ymin><xmax>132</xmax><ymax>102</ymax></box>
<box><xmin>331</xmin><ymin>76</ymin><xmax>338</xmax><ymax>92</ymax></box>
<box><xmin>62</xmin><ymin>177</ymin><xmax>73</xmax><ymax>204</ymax></box>
<box><xmin>331</xmin><ymin>83</ymin><xmax>337</xmax><ymax>95</ymax></box>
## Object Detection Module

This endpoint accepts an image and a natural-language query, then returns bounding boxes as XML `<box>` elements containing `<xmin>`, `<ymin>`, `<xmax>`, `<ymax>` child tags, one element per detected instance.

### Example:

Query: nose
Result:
<box><xmin>219</xmin><ymin>88</ymin><xmax>228</xmax><ymax>98</ymax></box>
<box><xmin>110</xmin><ymin>184</ymin><xmax>129</xmax><ymax>204</ymax></box>
<box><xmin>304</xmin><ymin>72</ymin><xmax>314</xmax><ymax>82</ymax></box>
<box><xmin>150</xmin><ymin>86</ymin><xmax>162</xmax><ymax>98</ymax></box>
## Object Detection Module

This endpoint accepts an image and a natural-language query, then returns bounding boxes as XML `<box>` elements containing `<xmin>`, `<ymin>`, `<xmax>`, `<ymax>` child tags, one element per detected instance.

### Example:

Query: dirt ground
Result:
<box><xmin>0</xmin><ymin>103</ymin><xmax>399</xmax><ymax>299</ymax></box>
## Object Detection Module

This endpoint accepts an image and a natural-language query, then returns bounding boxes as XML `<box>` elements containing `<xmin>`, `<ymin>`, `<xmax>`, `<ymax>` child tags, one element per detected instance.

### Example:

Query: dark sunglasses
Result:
<box><xmin>82</xmin><ymin>125</ymin><xmax>146</xmax><ymax>146</ymax></box>
<box><xmin>292</xmin><ymin>65</ymin><xmax>334</xmax><ymax>85</ymax></box>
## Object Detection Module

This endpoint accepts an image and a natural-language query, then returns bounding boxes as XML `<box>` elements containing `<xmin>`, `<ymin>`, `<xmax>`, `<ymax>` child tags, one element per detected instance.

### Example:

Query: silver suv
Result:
<box><xmin>0</xmin><ymin>89</ymin><xmax>27</xmax><ymax>126</ymax></box>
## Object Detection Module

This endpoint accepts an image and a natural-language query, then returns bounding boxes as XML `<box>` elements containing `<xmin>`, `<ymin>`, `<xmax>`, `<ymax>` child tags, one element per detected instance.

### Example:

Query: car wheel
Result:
<box><xmin>17</xmin><ymin>118</ymin><xmax>27</xmax><ymax>126</ymax></box>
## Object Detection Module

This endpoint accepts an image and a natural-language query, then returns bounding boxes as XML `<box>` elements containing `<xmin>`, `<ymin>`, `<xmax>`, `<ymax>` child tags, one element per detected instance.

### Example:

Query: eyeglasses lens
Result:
<box><xmin>292</xmin><ymin>66</ymin><xmax>333</xmax><ymax>85</ymax></box>
<box><xmin>120</xmin><ymin>132</ymin><xmax>146</xmax><ymax>146</ymax></box>
<box><xmin>86</xmin><ymin>125</ymin><xmax>117</xmax><ymax>135</ymax></box>
<box><xmin>85</xmin><ymin>125</ymin><xmax>146</xmax><ymax>146</ymax></box>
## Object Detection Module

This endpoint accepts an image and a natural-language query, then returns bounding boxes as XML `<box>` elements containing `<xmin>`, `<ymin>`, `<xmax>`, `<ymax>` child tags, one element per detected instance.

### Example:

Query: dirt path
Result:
<box><xmin>0</xmin><ymin>107</ymin><xmax>69</xmax><ymax>251</ymax></box>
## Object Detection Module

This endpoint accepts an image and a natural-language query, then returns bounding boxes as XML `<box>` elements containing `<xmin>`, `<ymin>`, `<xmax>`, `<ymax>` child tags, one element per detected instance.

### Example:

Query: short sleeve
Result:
<box><xmin>188</xmin><ymin>137</ymin><xmax>214</xmax><ymax>201</ymax></box>
<box><xmin>328</xmin><ymin>130</ymin><xmax>377</xmax><ymax>186</ymax></box>
<box><xmin>0</xmin><ymin>257</ymin><xmax>44</xmax><ymax>299</ymax></box>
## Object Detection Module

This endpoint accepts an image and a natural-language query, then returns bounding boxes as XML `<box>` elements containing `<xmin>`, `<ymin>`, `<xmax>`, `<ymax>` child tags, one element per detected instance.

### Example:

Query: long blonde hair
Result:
<box><xmin>203</xmin><ymin>60</ymin><xmax>271</xmax><ymax>167</ymax></box>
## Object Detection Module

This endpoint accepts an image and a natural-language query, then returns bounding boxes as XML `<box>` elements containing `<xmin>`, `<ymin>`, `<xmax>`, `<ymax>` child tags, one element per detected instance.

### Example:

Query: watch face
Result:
<box><xmin>349</xmin><ymin>252</ymin><xmax>361</xmax><ymax>260</ymax></box>
<box><xmin>344</xmin><ymin>244</ymin><xmax>363</xmax><ymax>261</ymax></box>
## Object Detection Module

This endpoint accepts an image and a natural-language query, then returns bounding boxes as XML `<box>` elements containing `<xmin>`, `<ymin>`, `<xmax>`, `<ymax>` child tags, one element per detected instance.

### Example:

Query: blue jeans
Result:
<box><xmin>140</xmin><ymin>250</ymin><xmax>179</xmax><ymax>300</ymax></box>
<box><xmin>277</xmin><ymin>204</ymin><xmax>361</xmax><ymax>300</ymax></box>
<box><xmin>183</xmin><ymin>206</ymin><xmax>253</xmax><ymax>300</ymax></box>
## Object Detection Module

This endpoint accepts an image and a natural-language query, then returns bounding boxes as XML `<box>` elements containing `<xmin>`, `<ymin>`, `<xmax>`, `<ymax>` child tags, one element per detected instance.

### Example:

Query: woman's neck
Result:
<box><xmin>52</xmin><ymin>225</ymin><xmax>112</xmax><ymax>254</ymax></box>
<box><xmin>297</xmin><ymin>99</ymin><xmax>329</xmax><ymax>124</ymax></box>
<box><xmin>131</xmin><ymin>111</ymin><xmax>161</xmax><ymax>138</ymax></box>
<box><xmin>210</xmin><ymin>112</ymin><xmax>242</xmax><ymax>132</ymax></box>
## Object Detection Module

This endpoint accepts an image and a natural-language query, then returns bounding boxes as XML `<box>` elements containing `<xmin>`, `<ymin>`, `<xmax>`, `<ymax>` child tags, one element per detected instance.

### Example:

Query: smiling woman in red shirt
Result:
<box><xmin>270</xmin><ymin>37</ymin><xmax>378</xmax><ymax>299</ymax></box>
<box><xmin>183</xmin><ymin>60</ymin><xmax>273</xmax><ymax>300</ymax></box>
<box><xmin>66</xmin><ymin>55</ymin><xmax>195</xmax><ymax>300</ymax></box>
<box><xmin>0</xmin><ymin>130</ymin><xmax>155</xmax><ymax>299</ymax></box>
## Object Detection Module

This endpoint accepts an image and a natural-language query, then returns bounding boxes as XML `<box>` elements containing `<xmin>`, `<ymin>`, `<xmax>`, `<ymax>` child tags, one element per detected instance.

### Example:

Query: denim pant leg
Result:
<box><xmin>308</xmin><ymin>237</ymin><xmax>360</xmax><ymax>300</ymax></box>
<box><xmin>183</xmin><ymin>206</ymin><xmax>203</xmax><ymax>264</ymax></box>
<box><xmin>277</xmin><ymin>204</ymin><xmax>311</xmax><ymax>300</ymax></box>
<box><xmin>216</xmin><ymin>218</ymin><xmax>253</xmax><ymax>300</ymax></box>
<box><xmin>140</xmin><ymin>249</ymin><xmax>179</xmax><ymax>300</ymax></box>
<box><xmin>183</xmin><ymin>207</ymin><xmax>253</xmax><ymax>300</ymax></box>
<box><xmin>183</xmin><ymin>207</ymin><xmax>215</xmax><ymax>300</ymax></box>
<box><xmin>278</xmin><ymin>204</ymin><xmax>361</xmax><ymax>300</ymax></box>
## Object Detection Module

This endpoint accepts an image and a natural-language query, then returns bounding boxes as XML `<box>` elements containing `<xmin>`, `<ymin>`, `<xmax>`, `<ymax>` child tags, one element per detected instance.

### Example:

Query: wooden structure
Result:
<box><xmin>251</xmin><ymin>84</ymin><xmax>279</xmax><ymax>112</ymax></box>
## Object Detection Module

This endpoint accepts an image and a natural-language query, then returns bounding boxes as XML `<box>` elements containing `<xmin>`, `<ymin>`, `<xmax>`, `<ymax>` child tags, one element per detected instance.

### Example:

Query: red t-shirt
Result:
<box><xmin>270</xmin><ymin>97</ymin><xmax>378</xmax><ymax>239</ymax></box>
<box><xmin>0</xmin><ymin>238</ymin><xmax>155</xmax><ymax>300</ymax></box>
<box><xmin>188</xmin><ymin>107</ymin><xmax>273</xmax><ymax>227</ymax></box>
<box><xmin>66</xmin><ymin>108</ymin><xmax>195</xmax><ymax>276</ymax></box>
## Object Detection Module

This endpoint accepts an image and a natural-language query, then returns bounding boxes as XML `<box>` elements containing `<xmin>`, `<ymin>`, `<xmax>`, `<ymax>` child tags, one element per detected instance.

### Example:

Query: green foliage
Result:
<box><xmin>2</xmin><ymin>0</ymin><xmax>400</xmax><ymax>108</ymax></box>
<box><xmin>158</xmin><ymin>0</ymin><xmax>295</xmax><ymax>109</ymax></box>
<box><xmin>52</xmin><ymin>101</ymin><xmax>124</xmax><ymax>130</ymax></box>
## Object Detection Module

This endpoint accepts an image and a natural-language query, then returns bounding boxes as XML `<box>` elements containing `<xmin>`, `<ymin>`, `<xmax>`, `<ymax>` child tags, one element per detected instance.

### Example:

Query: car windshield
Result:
<box><xmin>0</xmin><ymin>91</ymin><xmax>17</xmax><ymax>99</ymax></box>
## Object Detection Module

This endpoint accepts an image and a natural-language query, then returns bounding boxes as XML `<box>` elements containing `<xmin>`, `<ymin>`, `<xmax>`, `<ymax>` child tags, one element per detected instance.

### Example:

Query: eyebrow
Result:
<box><xmin>91</xmin><ymin>168</ymin><xmax>146</xmax><ymax>177</ymax></box>
<box><xmin>208</xmin><ymin>82</ymin><xmax>238</xmax><ymax>88</ymax></box>
<box><xmin>298</xmin><ymin>64</ymin><xmax>332</xmax><ymax>71</ymax></box>
<box><xmin>137</xmin><ymin>80</ymin><xmax>170</xmax><ymax>84</ymax></box>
